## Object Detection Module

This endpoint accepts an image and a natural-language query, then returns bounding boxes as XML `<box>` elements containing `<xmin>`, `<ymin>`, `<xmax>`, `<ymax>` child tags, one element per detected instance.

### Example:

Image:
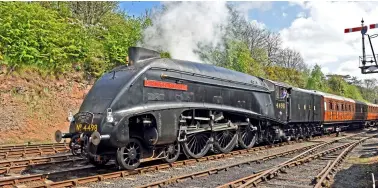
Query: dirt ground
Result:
<box><xmin>0</xmin><ymin>70</ymin><xmax>93</xmax><ymax>144</ymax></box>
<box><xmin>332</xmin><ymin>136</ymin><xmax>378</xmax><ymax>188</ymax></box>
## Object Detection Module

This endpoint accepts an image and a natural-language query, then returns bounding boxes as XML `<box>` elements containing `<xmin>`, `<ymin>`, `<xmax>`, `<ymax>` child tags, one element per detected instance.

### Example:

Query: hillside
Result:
<box><xmin>0</xmin><ymin>70</ymin><xmax>92</xmax><ymax>144</ymax></box>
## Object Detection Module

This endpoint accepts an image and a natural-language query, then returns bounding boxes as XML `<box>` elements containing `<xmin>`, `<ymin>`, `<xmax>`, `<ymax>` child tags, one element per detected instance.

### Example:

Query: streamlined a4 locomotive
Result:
<box><xmin>55</xmin><ymin>47</ymin><xmax>378</xmax><ymax>170</ymax></box>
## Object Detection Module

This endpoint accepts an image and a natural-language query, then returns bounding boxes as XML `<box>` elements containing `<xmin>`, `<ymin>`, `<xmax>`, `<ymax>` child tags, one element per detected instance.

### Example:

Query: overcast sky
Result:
<box><xmin>120</xmin><ymin>1</ymin><xmax>378</xmax><ymax>80</ymax></box>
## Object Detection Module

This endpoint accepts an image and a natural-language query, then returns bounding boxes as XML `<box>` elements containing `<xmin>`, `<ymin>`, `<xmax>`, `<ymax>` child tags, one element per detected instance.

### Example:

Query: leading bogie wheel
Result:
<box><xmin>69</xmin><ymin>137</ymin><xmax>81</xmax><ymax>156</ymax></box>
<box><xmin>116</xmin><ymin>138</ymin><xmax>143</xmax><ymax>170</ymax></box>
<box><xmin>163</xmin><ymin>142</ymin><xmax>181</xmax><ymax>163</ymax></box>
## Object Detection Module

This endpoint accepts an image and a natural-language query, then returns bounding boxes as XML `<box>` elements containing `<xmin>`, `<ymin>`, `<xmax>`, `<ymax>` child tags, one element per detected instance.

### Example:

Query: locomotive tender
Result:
<box><xmin>55</xmin><ymin>47</ymin><xmax>378</xmax><ymax>170</ymax></box>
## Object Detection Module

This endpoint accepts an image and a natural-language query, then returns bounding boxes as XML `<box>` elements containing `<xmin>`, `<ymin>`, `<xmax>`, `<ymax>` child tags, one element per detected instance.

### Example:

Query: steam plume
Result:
<box><xmin>139</xmin><ymin>2</ymin><xmax>230</xmax><ymax>63</ymax></box>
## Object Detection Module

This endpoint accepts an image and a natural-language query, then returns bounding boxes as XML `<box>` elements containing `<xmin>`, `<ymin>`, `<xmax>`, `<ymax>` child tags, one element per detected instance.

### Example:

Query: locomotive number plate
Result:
<box><xmin>75</xmin><ymin>124</ymin><xmax>98</xmax><ymax>132</ymax></box>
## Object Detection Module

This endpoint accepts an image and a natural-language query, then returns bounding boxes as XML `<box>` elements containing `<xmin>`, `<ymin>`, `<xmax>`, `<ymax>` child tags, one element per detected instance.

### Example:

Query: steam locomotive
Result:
<box><xmin>55</xmin><ymin>47</ymin><xmax>378</xmax><ymax>170</ymax></box>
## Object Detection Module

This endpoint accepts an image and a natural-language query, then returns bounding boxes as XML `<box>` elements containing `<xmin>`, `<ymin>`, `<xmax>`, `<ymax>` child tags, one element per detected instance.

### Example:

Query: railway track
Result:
<box><xmin>0</xmin><ymin>145</ymin><xmax>70</xmax><ymax>160</ymax></box>
<box><xmin>133</xmin><ymin>131</ymin><xmax>375</xmax><ymax>188</ymax></box>
<box><xmin>0</xmin><ymin>154</ymin><xmax>85</xmax><ymax>175</ymax></box>
<box><xmin>0</xmin><ymin>143</ymin><xmax>67</xmax><ymax>150</ymax></box>
<box><xmin>0</xmin><ymin>133</ymin><xmax>338</xmax><ymax>188</ymax></box>
<box><xmin>217</xmin><ymin>134</ymin><xmax>374</xmax><ymax>188</ymax></box>
<box><xmin>0</xmin><ymin>131</ymin><xmax>369</xmax><ymax>188</ymax></box>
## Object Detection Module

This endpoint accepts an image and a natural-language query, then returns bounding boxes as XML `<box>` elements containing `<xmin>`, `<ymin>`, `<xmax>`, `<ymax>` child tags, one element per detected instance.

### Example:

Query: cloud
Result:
<box><xmin>288</xmin><ymin>1</ymin><xmax>309</xmax><ymax>8</ymax></box>
<box><xmin>282</xmin><ymin>12</ymin><xmax>287</xmax><ymax>18</ymax></box>
<box><xmin>280</xmin><ymin>1</ymin><xmax>378</xmax><ymax>79</ymax></box>
<box><xmin>233</xmin><ymin>1</ymin><xmax>273</xmax><ymax>20</ymax></box>
<box><xmin>296</xmin><ymin>12</ymin><xmax>306</xmax><ymax>18</ymax></box>
<box><xmin>321</xmin><ymin>66</ymin><xmax>330</xmax><ymax>75</ymax></box>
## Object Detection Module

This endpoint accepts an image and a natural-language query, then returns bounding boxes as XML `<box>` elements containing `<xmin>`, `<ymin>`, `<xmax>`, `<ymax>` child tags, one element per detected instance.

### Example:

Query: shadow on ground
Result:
<box><xmin>332</xmin><ymin>160</ymin><xmax>378</xmax><ymax>188</ymax></box>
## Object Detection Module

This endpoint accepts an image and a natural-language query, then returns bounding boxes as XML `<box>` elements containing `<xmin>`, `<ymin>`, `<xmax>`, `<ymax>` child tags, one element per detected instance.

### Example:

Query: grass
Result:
<box><xmin>347</xmin><ymin>156</ymin><xmax>378</xmax><ymax>164</ymax></box>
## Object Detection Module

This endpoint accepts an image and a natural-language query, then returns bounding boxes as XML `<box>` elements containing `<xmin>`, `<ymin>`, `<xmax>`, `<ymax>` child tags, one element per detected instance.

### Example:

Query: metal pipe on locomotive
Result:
<box><xmin>55</xmin><ymin>47</ymin><xmax>378</xmax><ymax>170</ymax></box>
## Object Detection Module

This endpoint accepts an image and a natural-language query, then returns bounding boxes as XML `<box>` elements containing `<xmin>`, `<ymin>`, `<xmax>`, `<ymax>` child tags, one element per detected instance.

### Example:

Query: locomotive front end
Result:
<box><xmin>54</xmin><ymin>66</ymin><xmax>138</xmax><ymax>165</ymax></box>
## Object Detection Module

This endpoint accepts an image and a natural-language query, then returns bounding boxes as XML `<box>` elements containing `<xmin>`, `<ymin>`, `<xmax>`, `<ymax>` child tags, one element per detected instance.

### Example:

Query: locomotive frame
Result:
<box><xmin>55</xmin><ymin>47</ymin><xmax>378</xmax><ymax>170</ymax></box>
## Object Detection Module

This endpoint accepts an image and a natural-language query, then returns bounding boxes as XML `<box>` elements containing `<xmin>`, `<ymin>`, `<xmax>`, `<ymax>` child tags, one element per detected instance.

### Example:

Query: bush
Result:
<box><xmin>0</xmin><ymin>2</ymin><xmax>87</xmax><ymax>73</ymax></box>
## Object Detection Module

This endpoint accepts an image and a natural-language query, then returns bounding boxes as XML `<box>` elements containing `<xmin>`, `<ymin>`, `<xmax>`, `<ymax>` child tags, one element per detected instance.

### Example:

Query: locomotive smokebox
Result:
<box><xmin>128</xmin><ymin>47</ymin><xmax>160</xmax><ymax>65</ymax></box>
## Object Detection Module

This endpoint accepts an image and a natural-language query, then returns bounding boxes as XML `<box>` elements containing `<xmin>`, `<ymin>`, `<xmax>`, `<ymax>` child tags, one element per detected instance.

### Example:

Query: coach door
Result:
<box><xmin>275</xmin><ymin>86</ymin><xmax>288</xmax><ymax>122</ymax></box>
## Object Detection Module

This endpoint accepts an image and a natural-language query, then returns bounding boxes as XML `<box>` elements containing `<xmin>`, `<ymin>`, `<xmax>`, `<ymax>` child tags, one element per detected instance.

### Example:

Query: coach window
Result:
<box><xmin>329</xmin><ymin>102</ymin><xmax>332</xmax><ymax>110</ymax></box>
<box><xmin>349</xmin><ymin>105</ymin><xmax>351</xmax><ymax>111</ymax></box>
<box><xmin>336</xmin><ymin>104</ymin><xmax>339</xmax><ymax>111</ymax></box>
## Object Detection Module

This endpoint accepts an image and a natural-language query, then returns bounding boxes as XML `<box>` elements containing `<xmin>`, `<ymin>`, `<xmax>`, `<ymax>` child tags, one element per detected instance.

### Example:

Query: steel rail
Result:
<box><xmin>313</xmin><ymin>137</ymin><xmax>371</xmax><ymax>188</ymax></box>
<box><xmin>0</xmin><ymin>143</ymin><xmax>67</xmax><ymax>150</ymax></box>
<box><xmin>0</xmin><ymin>146</ymin><xmax>70</xmax><ymax>160</ymax></box>
<box><xmin>314</xmin><ymin>161</ymin><xmax>332</xmax><ymax>183</ymax></box>
<box><xmin>0</xmin><ymin>165</ymin><xmax>96</xmax><ymax>187</ymax></box>
<box><xmin>18</xmin><ymin>136</ymin><xmax>331</xmax><ymax>188</ymax></box>
<box><xmin>134</xmin><ymin>144</ymin><xmax>319</xmax><ymax>188</ymax></box>
<box><xmin>0</xmin><ymin>133</ymin><xmax>337</xmax><ymax>187</ymax></box>
<box><xmin>227</xmin><ymin>135</ymin><xmax>372</xmax><ymax>188</ymax></box>
<box><xmin>0</xmin><ymin>157</ymin><xmax>85</xmax><ymax>175</ymax></box>
<box><xmin>0</xmin><ymin>143</ymin><xmax>68</xmax><ymax>153</ymax></box>
<box><xmin>0</xmin><ymin>154</ymin><xmax>74</xmax><ymax>168</ymax></box>
<box><xmin>132</xmin><ymin>133</ymin><xmax>359</xmax><ymax>188</ymax></box>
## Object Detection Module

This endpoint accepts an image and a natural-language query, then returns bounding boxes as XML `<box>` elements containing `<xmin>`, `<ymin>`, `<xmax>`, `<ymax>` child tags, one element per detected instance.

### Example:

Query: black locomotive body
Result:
<box><xmin>57</xmin><ymin>47</ymin><xmax>281</xmax><ymax>169</ymax></box>
<box><xmin>55</xmin><ymin>47</ymin><xmax>378</xmax><ymax>170</ymax></box>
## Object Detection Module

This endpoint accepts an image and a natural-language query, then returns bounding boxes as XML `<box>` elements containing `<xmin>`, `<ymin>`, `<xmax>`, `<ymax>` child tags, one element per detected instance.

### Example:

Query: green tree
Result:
<box><xmin>69</xmin><ymin>2</ymin><xmax>119</xmax><ymax>25</ymax></box>
<box><xmin>212</xmin><ymin>40</ymin><xmax>265</xmax><ymax>77</ymax></box>
<box><xmin>264</xmin><ymin>66</ymin><xmax>307</xmax><ymax>88</ymax></box>
<box><xmin>306</xmin><ymin>64</ymin><xmax>329</xmax><ymax>92</ymax></box>
<box><xmin>0</xmin><ymin>2</ymin><xmax>87</xmax><ymax>73</ymax></box>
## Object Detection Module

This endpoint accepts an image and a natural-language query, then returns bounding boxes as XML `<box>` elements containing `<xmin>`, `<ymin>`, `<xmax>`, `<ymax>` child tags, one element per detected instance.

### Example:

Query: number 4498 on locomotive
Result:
<box><xmin>55</xmin><ymin>47</ymin><xmax>363</xmax><ymax>170</ymax></box>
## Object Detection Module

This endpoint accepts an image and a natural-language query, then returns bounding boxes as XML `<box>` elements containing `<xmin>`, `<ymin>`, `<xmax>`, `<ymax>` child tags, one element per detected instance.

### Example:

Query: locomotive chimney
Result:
<box><xmin>128</xmin><ymin>47</ymin><xmax>160</xmax><ymax>66</ymax></box>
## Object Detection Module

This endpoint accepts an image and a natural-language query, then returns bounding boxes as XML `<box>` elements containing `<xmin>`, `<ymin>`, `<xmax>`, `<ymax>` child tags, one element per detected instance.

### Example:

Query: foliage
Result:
<box><xmin>306</xmin><ymin>64</ymin><xmax>330</xmax><ymax>92</ymax></box>
<box><xmin>326</xmin><ymin>75</ymin><xmax>365</xmax><ymax>101</ymax></box>
<box><xmin>0</xmin><ymin>2</ymin><xmax>149</xmax><ymax>77</ymax></box>
<box><xmin>160</xmin><ymin>52</ymin><xmax>171</xmax><ymax>58</ymax></box>
<box><xmin>265</xmin><ymin>66</ymin><xmax>307</xmax><ymax>88</ymax></box>
<box><xmin>228</xmin><ymin>41</ymin><xmax>266</xmax><ymax>77</ymax></box>
<box><xmin>0</xmin><ymin>2</ymin><xmax>87</xmax><ymax>74</ymax></box>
